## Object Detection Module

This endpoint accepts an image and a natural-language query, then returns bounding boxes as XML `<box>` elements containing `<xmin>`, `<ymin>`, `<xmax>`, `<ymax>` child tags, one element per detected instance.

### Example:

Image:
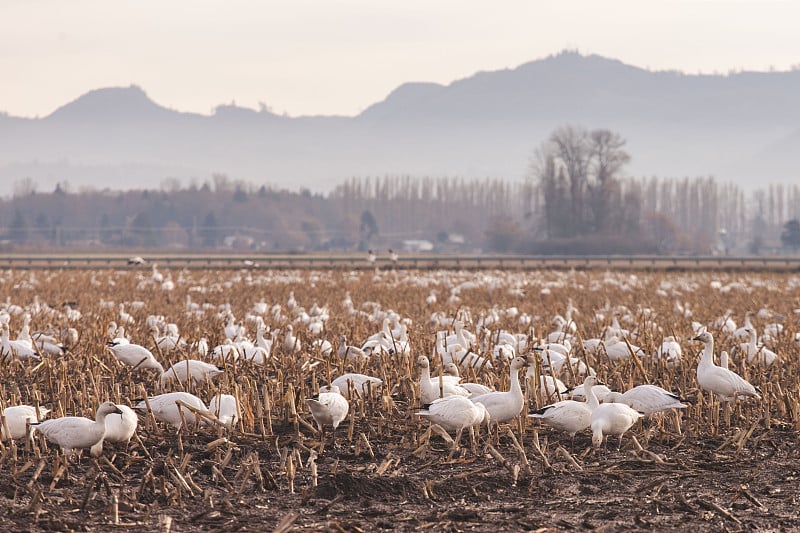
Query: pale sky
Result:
<box><xmin>2</xmin><ymin>0</ymin><xmax>799</xmax><ymax>118</ymax></box>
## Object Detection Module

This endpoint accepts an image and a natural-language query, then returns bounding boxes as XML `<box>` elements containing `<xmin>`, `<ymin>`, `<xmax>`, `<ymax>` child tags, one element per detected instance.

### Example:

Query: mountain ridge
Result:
<box><xmin>1</xmin><ymin>51</ymin><xmax>798</xmax><ymax>195</ymax></box>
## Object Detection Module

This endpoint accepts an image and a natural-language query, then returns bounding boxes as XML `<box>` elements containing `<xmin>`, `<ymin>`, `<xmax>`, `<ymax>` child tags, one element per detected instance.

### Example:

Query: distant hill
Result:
<box><xmin>1</xmin><ymin>51</ymin><xmax>799</xmax><ymax>196</ymax></box>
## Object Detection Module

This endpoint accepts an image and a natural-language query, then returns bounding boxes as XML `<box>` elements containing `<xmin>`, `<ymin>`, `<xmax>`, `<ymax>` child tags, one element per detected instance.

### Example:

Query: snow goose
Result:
<box><xmin>471</xmin><ymin>356</ymin><xmax>528</xmax><ymax>425</ymax></box>
<box><xmin>306</xmin><ymin>386</ymin><xmax>349</xmax><ymax>437</ymax></box>
<box><xmin>693</xmin><ymin>331</ymin><xmax>761</xmax><ymax>403</ymax></box>
<box><xmin>587</xmin><ymin>381</ymin><xmax>643</xmax><ymax>450</ymax></box>
<box><xmin>569</xmin><ymin>381</ymin><xmax>615</xmax><ymax>403</ymax></box>
<box><xmin>740</xmin><ymin>328</ymin><xmax>778</xmax><ymax>367</ymax></box>
<box><xmin>31</xmin><ymin>331</ymin><xmax>67</xmax><ymax>356</ymax></box>
<box><xmin>160</xmin><ymin>359</ymin><xmax>224</xmax><ymax>385</ymax></box>
<box><xmin>208</xmin><ymin>394</ymin><xmax>240</xmax><ymax>428</ymax></box>
<box><xmin>90</xmin><ymin>404</ymin><xmax>138</xmax><ymax>455</ymax></box>
<box><xmin>338</xmin><ymin>335</ymin><xmax>368</xmax><ymax>360</ymax></box>
<box><xmin>417</xmin><ymin>355</ymin><xmax>470</xmax><ymax>405</ymax></box>
<box><xmin>655</xmin><ymin>336</ymin><xmax>682</xmax><ymax>365</ymax></box>
<box><xmin>530</xmin><ymin>375</ymin><xmax>599</xmax><ymax>443</ymax></box>
<box><xmin>1</xmin><ymin>405</ymin><xmax>51</xmax><ymax>440</ymax></box>
<box><xmin>108</xmin><ymin>341</ymin><xmax>165</xmax><ymax>373</ymax></box>
<box><xmin>732</xmin><ymin>312</ymin><xmax>754</xmax><ymax>340</ymax></box>
<box><xmin>607</xmin><ymin>384</ymin><xmax>688</xmax><ymax>416</ymax></box>
<box><xmin>320</xmin><ymin>373</ymin><xmax>383</xmax><ymax>398</ymax></box>
<box><xmin>34</xmin><ymin>401</ymin><xmax>122</xmax><ymax>459</ymax></box>
<box><xmin>417</xmin><ymin>395</ymin><xmax>489</xmax><ymax>451</ymax></box>
<box><xmin>1</xmin><ymin>325</ymin><xmax>39</xmax><ymax>360</ymax></box>
<box><xmin>135</xmin><ymin>392</ymin><xmax>211</xmax><ymax>430</ymax></box>
<box><xmin>283</xmin><ymin>324</ymin><xmax>301</xmax><ymax>354</ymax></box>
<box><xmin>443</xmin><ymin>363</ymin><xmax>493</xmax><ymax>397</ymax></box>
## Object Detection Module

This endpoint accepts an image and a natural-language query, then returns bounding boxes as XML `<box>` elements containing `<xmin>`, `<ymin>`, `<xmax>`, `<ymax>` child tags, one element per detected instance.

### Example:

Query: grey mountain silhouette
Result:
<box><xmin>1</xmin><ymin>51</ymin><xmax>798</xmax><ymax>195</ymax></box>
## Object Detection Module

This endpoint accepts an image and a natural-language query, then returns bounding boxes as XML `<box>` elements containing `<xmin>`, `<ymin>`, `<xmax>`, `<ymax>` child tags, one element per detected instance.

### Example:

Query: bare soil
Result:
<box><xmin>3</xmin><ymin>415</ymin><xmax>798</xmax><ymax>532</ymax></box>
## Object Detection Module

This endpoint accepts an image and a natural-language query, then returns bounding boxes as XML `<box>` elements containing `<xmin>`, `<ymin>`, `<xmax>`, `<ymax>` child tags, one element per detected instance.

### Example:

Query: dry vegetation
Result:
<box><xmin>2</xmin><ymin>266</ymin><xmax>800</xmax><ymax>532</ymax></box>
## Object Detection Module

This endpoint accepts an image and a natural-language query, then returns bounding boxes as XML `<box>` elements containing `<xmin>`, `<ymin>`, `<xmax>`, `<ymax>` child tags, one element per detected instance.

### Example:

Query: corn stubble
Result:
<box><xmin>0</xmin><ymin>267</ymin><xmax>798</xmax><ymax>530</ymax></box>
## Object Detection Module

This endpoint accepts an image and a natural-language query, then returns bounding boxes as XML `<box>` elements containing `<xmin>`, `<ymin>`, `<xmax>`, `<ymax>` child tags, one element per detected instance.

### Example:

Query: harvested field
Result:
<box><xmin>1</xmin><ymin>267</ymin><xmax>800</xmax><ymax>532</ymax></box>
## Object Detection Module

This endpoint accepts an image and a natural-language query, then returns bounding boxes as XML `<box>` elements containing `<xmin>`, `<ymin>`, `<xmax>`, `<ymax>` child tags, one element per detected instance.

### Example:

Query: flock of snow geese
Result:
<box><xmin>0</xmin><ymin>266</ymin><xmax>794</xmax><ymax>466</ymax></box>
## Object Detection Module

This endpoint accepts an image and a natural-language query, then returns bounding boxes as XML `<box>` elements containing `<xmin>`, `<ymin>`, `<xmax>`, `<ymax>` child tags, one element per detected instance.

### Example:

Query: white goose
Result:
<box><xmin>135</xmin><ymin>392</ymin><xmax>211</xmax><ymax>430</ymax></box>
<box><xmin>320</xmin><ymin>373</ymin><xmax>383</xmax><ymax>398</ymax></box>
<box><xmin>1</xmin><ymin>325</ymin><xmax>39</xmax><ymax>360</ymax></box>
<box><xmin>306</xmin><ymin>386</ymin><xmax>349</xmax><ymax>436</ymax></box>
<box><xmin>530</xmin><ymin>375</ymin><xmax>598</xmax><ymax>442</ymax></box>
<box><xmin>417</xmin><ymin>395</ymin><xmax>490</xmax><ymax>450</ymax></box>
<box><xmin>606</xmin><ymin>384</ymin><xmax>688</xmax><ymax>416</ymax></box>
<box><xmin>208</xmin><ymin>394</ymin><xmax>240</xmax><ymax>428</ymax></box>
<box><xmin>471</xmin><ymin>356</ymin><xmax>528</xmax><ymax>425</ymax></box>
<box><xmin>417</xmin><ymin>355</ymin><xmax>470</xmax><ymax>405</ymax></box>
<box><xmin>160</xmin><ymin>359</ymin><xmax>224</xmax><ymax>385</ymax></box>
<box><xmin>338</xmin><ymin>335</ymin><xmax>368</xmax><ymax>360</ymax></box>
<box><xmin>34</xmin><ymin>401</ymin><xmax>122</xmax><ymax>459</ymax></box>
<box><xmin>694</xmin><ymin>331</ymin><xmax>761</xmax><ymax>403</ymax></box>
<box><xmin>108</xmin><ymin>341</ymin><xmax>165</xmax><ymax>373</ymax></box>
<box><xmin>588</xmin><ymin>382</ymin><xmax>643</xmax><ymax>449</ymax></box>
<box><xmin>443</xmin><ymin>363</ymin><xmax>494</xmax><ymax>397</ymax></box>
<box><xmin>740</xmin><ymin>328</ymin><xmax>778</xmax><ymax>367</ymax></box>
<box><xmin>1</xmin><ymin>405</ymin><xmax>51</xmax><ymax>440</ymax></box>
<box><xmin>90</xmin><ymin>404</ymin><xmax>138</xmax><ymax>455</ymax></box>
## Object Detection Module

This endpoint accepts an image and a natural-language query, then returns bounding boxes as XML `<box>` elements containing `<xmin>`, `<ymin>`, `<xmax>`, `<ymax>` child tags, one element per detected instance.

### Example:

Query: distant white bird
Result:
<box><xmin>135</xmin><ymin>392</ymin><xmax>211</xmax><ymax>430</ymax></box>
<box><xmin>208</xmin><ymin>394</ymin><xmax>240</xmax><ymax>428</ymax></box>
<box><xmin>471</xmin><ymin>356</ymin><xmax>528</xmax><ymax>425</ymax></box>
<box><xmin>694</xmin><ymin>331</ymin><xmax>761</xmax><ymax>403</ymax></box>
<box><xmin>740</xmin><ymin>328</ymin><xmax>778</xmax><ymax>367</ymax></box>
<box><xmin>1</xmin><ymin>405</ymin><xmax>51</xmax><ymax>441</ymax></box>
<box><xmin>127</xmin><ymin>256</ymin><xmax>146</xmax><ymax>265</ymax></box>
<box><xmin>108</xmin><ymin>341</ymin><xmax>165</xmax><ymax>373</ymax></box>
<box><xmin>90</xmin><ymin>404</ymin><xmax>138</xmax><ymax>455</ymax></box>
<box><xmin>1</xmin><ymin>325</ymin><xmax>39</xmax><ymax>360</ymax></box>
<box><xmin>34</xmin><ymin>401</ymin><xmax>123</xmax><ymax>459</ymax></box>
<box><xmin>338</xmin><ymin>335</ymin><xmax>368</xmax><ymax>359</ymax></box>
<box><xmin>655</xmin><ymin>336</ymin><xmax>682</xmax><ymax>364</ymax></box>
<box><xmin>417</xmin><ymin>355</ymin><xmax>470</xmax><ymax>405</ymax></box>
<box><xmin>160</xmin><ymin>359</ymin><xmax>224</xmax><ymax>385</ymax></box>
<box><xmin>320</xmin><ymin>373</ymin><xmax>383</xmax><ymax>398</ymax></box>
<box><xmin>283</xmin><ymin>324</ymin><xmax>301</xmax><ymax>354</ymax></box>
<box><xmin>306</xmin><ymin>386</ymin><xmax>349</xmax><ymax>437</ymax></box>
<box><xmin>417</xmin><ymin>395</ymin><xmax>489</xmax><ymax>450</ymax></box>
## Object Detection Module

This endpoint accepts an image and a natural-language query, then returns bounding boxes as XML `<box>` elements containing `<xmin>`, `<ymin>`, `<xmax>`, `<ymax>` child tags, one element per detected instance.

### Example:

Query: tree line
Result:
<box><xmin>1</xmin><ymin>128</ymin><xmax>798</xmax><ymax>254</ymax></box>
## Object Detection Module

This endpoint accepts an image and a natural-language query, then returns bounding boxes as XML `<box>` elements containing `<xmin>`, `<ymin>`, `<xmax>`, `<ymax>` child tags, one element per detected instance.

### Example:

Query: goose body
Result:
<box><xmin>607</xmin><ymin>384</ymin><xmax>688</xmax><ymax>416</ymax></box>
<box><xmin>320</xmin><ymin>373</ymin><xmax>383</xmax><ymax>398</ymax></box>
<box><xmin>417</xmin><ymin>355</ymin><xmax>470</xmax><ymax>405</ymax></box>
<box><xmin>306</xmin><ymin>387</ymin><xmax>349</xmax><ymax>432</ymax></box>
<box><xmin>740</xmin><ymin>329</ymin><xmax>778</xmax><ymax>367</ymax></box>
<box><xmin>590</xmin><ymin>402</ymin><xmax>643</xmax><ymax>449</ymax></box>
<box><xmin>35</xmin><ymin>401</ymin><xmax>122</xmax><ymax>457</ymax></box>
<box><xmin>1</xmin><ymin>405</ymin><xmax>51</xmax><ymax>440</ymax></box>
<box><xmin>135</xmin><ymin>392</ymin><xmax>211</xmax><ymax>429</ymax></box>
<box><xmin>417</xmin><ymin>395</ymin><xmax>489</xmax><ymax>433</ymax></box>
<box><xmin>694</xmin><ymin>331</ymin><xmax>761</xmax><ymax>403</ymax></box>
<box><xmin>160</xmin><ymin>359</ymin><xmax>224</xmax><ymax>384</ymax></box>
<box><xmin>108</xmin><ymin>342</ymin><xmax>165</xmax><ymax>373</ymax></box>
<box><xmin>531</xmin><ymin>375</ymin><xmax>600</xmax><ymax>439</ymax></box>
<box><xmin>208</xmin><ymin>394</ymin><xmax>240</xmax><ymax>428</ymax></box>
<box><xmin>443</xmin><ymin>362</ymin><xmax>493</xmax><ymax>397</ymax></box>
<box><xmin>585</xmin><ymin>377</ymin><xmax>642</xmax><ymax>448</ymax></box>
<box><xmin>90</xmin><ymin>404</ymin><xmax>138</xmax><ymax>455</ymax></box>
<box><xmin>471</xmin><ymin>356</ymin><xmax>528</xmax><ymax>425</ymax></box>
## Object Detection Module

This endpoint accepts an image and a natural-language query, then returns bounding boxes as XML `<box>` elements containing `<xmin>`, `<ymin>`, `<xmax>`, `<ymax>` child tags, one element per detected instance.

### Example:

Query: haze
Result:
<box><xmin>3</xmin><ymin>0</ymin><xmax>799</xmax><ymax>118</ymax></box>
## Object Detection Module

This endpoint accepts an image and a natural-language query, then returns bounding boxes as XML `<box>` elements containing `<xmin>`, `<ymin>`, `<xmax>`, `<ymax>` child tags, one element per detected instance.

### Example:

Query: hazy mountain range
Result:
<box><xmin>2</xmin><ymin>51</ymin><xmax>799</xmax><ymax>197</ymax></box>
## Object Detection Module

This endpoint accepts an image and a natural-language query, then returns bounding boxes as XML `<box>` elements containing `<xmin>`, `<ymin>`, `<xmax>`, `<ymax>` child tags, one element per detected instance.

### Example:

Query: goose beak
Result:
<box><xmin>113</xmin><ymin>406</ymin><xmax>123</xmax><ymax>415</ymax></box>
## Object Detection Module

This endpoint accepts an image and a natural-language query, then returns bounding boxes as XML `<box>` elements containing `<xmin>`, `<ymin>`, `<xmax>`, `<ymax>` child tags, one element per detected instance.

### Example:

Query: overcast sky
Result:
<box><xmin>2</xmin><ymin>0</ymin><xmax>799</xmax><ymax>118</ymax></box>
